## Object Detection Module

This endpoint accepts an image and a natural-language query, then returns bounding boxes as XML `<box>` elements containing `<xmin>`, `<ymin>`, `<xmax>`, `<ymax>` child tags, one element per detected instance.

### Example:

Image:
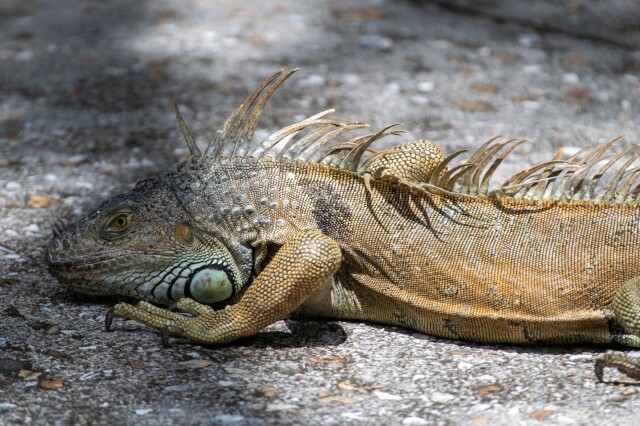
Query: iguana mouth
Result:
<box><xmin>47</xmin><ymin>251</ymin><xmax>174</xmax><ymax>269</ymax></box>
<box><xmin>46</xmin><ymin>239</ymin><xmax>174</xmax><ymax>287</ymax></box>
<box><xmin>47</xmin><ymin>247</ymin><xmax>171</xmax><ymax>273</ymax></box>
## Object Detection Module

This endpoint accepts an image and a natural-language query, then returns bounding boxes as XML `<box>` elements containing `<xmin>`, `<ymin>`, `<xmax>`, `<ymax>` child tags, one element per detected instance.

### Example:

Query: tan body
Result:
<box><xmin>213</xmin><ymin>161</ymin><xmax>640</xmax><ymax>347</ymax></box>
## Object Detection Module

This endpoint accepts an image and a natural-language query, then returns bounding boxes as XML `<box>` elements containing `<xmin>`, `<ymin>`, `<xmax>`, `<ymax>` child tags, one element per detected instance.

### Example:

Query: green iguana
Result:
<box><xmin>46</xmin><ymin>69</ymin><xmax>640</xmax><ymax>382</ymax></box>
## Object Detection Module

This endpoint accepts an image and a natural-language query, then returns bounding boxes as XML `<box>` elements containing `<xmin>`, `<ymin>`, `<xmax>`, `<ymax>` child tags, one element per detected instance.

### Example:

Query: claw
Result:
<box><xmin>105</xmin><ymin>307</ymin><xmax>115</xmax><ymax>332</ymax></box>
<box><xmin>161</xmin><ymin>325</ymin><xmax>171</xmax><ymax>348</ymax></box>
<box><xmin>594</xmin><ymin>357</ymin><xmax>606</xmax><ymax>382</ymax></box>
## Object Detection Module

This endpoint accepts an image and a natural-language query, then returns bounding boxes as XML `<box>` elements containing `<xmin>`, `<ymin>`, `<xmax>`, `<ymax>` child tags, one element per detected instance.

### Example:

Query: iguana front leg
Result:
<box><xmin>107</xmin><ymin>231</ymin><xmax>342</xmax><ymax>344</ymax></box>
<box><xmin>596</xmin><ymin>276</ymin><xmax>640</xmax><ymax>381</ymax></box>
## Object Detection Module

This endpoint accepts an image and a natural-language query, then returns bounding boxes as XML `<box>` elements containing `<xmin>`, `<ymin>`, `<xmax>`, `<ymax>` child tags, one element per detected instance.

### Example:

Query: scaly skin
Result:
<box><xmin>46</xmin><ymin>69</ymin><xmax>640</xmax><ymax>382</ymax></box>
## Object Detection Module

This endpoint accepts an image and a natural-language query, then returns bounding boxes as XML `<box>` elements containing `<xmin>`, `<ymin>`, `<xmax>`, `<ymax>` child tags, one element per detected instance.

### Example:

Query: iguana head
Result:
<box><xmin>46</xmin><ymin>176</ymin><xmax>250</xmax><ymax>306</ymax></box>
<box><xmin>47</xmin><ymin>70</ymin><xmax>307</xmax><ymax>307</ymax></box>
<box><xmin>46</xmin><ymin>70</ymin><xmax>312</xmax><ymax>306</ymax></box>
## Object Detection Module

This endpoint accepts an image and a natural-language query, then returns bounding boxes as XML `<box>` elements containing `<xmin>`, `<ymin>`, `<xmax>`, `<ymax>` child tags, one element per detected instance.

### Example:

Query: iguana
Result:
<box><xmin>46</xmin><ymin>69</ymin><xmax>640</xmax><ymax>382</ymax></box>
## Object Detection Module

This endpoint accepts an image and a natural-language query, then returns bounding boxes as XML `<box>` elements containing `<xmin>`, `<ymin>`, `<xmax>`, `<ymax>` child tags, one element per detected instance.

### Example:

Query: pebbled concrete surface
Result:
<box><xmin>1</xmin><ymin>0</ymin><xmax>640</xmax><ymax>424</ymax></box>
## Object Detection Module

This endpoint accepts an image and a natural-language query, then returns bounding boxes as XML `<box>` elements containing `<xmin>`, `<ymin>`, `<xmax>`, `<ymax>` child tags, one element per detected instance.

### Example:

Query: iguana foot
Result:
<box><xmin>104</xmin><ymin>299</ymin><xmax>191</xmax><ymax>348</ymax></box>
<box><xmin>106</xmin><ymin>299</ymin><xmax>230</xmax><ymax>344</ymax></box>
<box><xmin>595</xmin><ymin>350</ymin><xmax>640</xmax><ymax>382</ymax></box>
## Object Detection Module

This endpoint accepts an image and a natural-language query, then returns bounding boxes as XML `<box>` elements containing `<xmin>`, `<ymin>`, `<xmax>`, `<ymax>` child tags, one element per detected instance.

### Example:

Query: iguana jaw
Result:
<box><xmin>46</xmin><ymin>245</ymin><xmax>174</xmax><ymax>298</ymax></box>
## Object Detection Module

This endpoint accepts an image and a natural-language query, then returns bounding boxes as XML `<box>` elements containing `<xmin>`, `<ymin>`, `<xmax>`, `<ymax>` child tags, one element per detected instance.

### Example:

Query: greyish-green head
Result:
<box><xmin>45</xmin><ymin>69</ymin><xmax>297</xmax><ymax>307</ymax></box>
<box><xmin>46</xmin><ymin>176</ymin><xmax>250</xmax><ymax>306</ymax></box>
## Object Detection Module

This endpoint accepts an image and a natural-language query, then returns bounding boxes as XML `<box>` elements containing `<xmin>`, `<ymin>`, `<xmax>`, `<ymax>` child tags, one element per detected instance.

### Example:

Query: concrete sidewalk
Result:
<box><xmin>1</xmin><ymin>0</ymin><xmax>639</xmax><ymax>424</ymax></box>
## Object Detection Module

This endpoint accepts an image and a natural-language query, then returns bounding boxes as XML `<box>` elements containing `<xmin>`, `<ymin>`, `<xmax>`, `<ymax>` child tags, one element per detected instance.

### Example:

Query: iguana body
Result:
<box><xmin>46</xmin><ymin>69</ymin><xmax>640</xmax><ymax>381</ymax></box>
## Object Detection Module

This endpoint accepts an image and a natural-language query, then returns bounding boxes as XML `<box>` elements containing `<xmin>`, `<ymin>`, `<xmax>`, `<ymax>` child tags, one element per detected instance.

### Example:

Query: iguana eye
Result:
<box><xmin>107</xmin><ymin>214</ymin><xmax>130</xmax><ymax>231</ymax></box>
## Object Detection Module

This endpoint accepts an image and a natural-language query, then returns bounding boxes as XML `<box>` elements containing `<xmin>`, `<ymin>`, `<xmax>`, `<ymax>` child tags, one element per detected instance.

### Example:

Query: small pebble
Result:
<box><xmin>339</xmin><ymin>74</ymin><xmax>361</xmax><ymax>86</ymax></box>
<box><xmin>373</xmin><ymin>391</ymin><xmax>401</xmax><ymax>400</ymax></box>
<box><xmin>431</xmin><ymin>391</ymin><xmax>455</xmax><ymax>403</ymax></box>
<box><xmin>385</xmin><ymin>82</ymin><xmax>401</xmax><ymax>95</ymax></box>
<box><xmin>568</xmin><ymin>354</ymin><xmax>593</xmax><ymax>361</ymax></box>
<box><xmin>165</xmin><ymin>384</ymin><xmax>191</xmax><ymax>392</ymax></box>
<box><xmin>403</xmin><ymin>417</ymin><xmax>429</xmax><ymax>425</ymax></box>
<box><xmin>66</xmin><ymin>154</ymin><xmax>88</xmax><ymax>164</ymax></box>
<box><xmin>518</xmin><ymin>33</ymin><xmax>541</xmax><ymax>47</ymax></box>
<box><xmin>16</xmin><ymin>50</ymin><xmax>33</xmax><ymax>61</ymax></box>
<box><xmin>265</xmin><ymin>404</ymin><xmax>298</xmax><ymax>412</ymax></box>
<box><xmin>5</xmin><ymin>182</ymin><xmax>21</xmax><ymax>191</ymax></box>
<box><xmin>523</xmin><ymin>64</ymin><xmax>544</xmax><ymax>75</ymax></box>
<box><xmin>22</xmin><ymin>224</ymin><xmax>40</xmax><ymax>232</ymax></box>
<box><xmin>358</xmin><ymin>34</ymin><xmax>394</xmax><ymax>51</ymax></box>
<box><xmin>478</xmin><ymin>46</ymin><xmax>491</xmax><ymax>56</ymax></box>
<box><xmin>213</xmin><ymin>414</ymin><xmax>245</xmax><ymax>422</ymax></box>
<box><xmin>341</xmin><ymin>412</ymin><xmax>366</xmax><ymax>420</ymax></box>
<box><xmin>78</xmin><ymin>345</ymin><xmax>97</xmax><ymax>351</ymax></box>
<box><xmin>475</xmin><ymin>374</ymin><xmax>497</xmax><ymax>383</ymax></box>
<box><xmin>417</xmin><ymin>81</ymin><xmax>434</xmax><ymax>92</ymax></box>
<box><xmin>410</xmin><ymin>95</ymin><xmax>428</xmax><ymax>105</ymax></box>
<box><xmin>0</xmin><ymin>403</ymin><xmax>17</xmax><ymax>410</ymax></box>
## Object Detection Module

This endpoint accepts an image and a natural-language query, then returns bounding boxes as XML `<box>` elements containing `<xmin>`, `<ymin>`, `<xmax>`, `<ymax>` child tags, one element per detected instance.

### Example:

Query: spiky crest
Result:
<box><xmin>174</xmin><ymin>69</ymin><xmax>637</xmax><ymax>204</ymax></box>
